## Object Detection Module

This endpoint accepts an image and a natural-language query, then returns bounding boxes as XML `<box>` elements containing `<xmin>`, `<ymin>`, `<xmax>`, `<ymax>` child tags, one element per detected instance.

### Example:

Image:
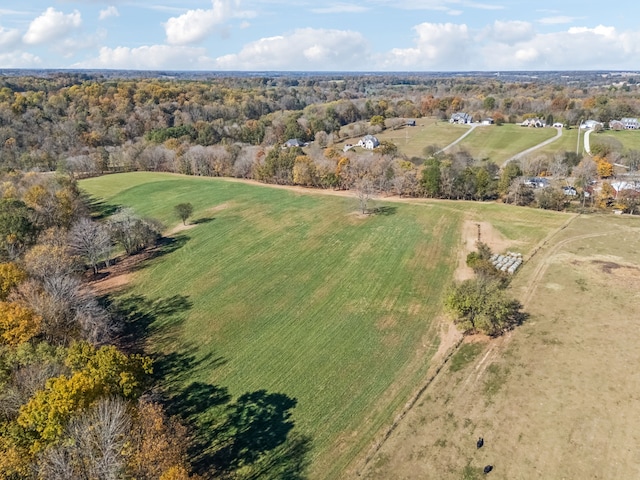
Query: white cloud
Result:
<box><xmin>99</xmin><ymin>6</ymin><xmax>120</xmax><ymax>21</ymax></box>
<box><xmin>479</xmin><ymin>25</ymin><xmax>640</xmax><ymax>70</ymax></box>
<box><xmin>75</xmin><ymin>44</ymin><xmax>212</xmax><ymax>70</ymax></box>
<box><xmin>311</xmin><ymin>4</ymin><xmax>369</xmax><ymax>14</ymax></box>
<box><xmin>23</xmin><ymin>7</ymin><xmax>82</xmax><ymax>45</ymax></box>
<box><xmin>568</xmin><ymin>25</ymin><xmax>616</xmax><ymax>38</ymax></box>
<box><xmin>164</xmin><ymin>0</ymin><xmax>254</xmax><ymax>45</ymax></box>
<box><xmin>538</xmin><ymin>16</ymin><xmax>577</xmax><ymax>25</ymax></box>
<box><xmin>0</xmin><ymin>51</ymin><xmax>41</xmax><ymax>68</ymax></box>
<box><xmin>483</xmin><ymin>20</ymin><xmax>534</xmax><ymax>45</ymax></box>
<box><xmin>214</xmin><ymin>28</ymin><xmax>370</xmax><ymax>70</ymax></box>
<box><xmin>462</xmin><ymin>1</ymin><xmax>503</xmax><ymax>10</ymax></box>
<box><xmin>0</xmin><ymin>27</ymin><xmax>21</xmax><ymax>50</ymax></box>
<box><xmin>383</xmin><ymin>23</ymin><xmax>472</xmax><ymax>69</ymax></box>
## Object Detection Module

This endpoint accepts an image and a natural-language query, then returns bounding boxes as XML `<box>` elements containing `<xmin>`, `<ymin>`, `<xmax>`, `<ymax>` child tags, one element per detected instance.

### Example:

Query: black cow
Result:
<box><xmin>483</xmin><ymin>465</ymin><xmax>493</xmax><ymax>474</ymax></box>
<box><xmin>477</xmin><ymin>437</ymin><xmax>484</xmax><ymax>449</ymax></box>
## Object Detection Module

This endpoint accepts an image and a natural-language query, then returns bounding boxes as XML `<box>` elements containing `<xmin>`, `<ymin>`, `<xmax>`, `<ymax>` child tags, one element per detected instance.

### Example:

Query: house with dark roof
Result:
<box><xmin>450</xmin><ymin>112</ymin><xmax>473</xmax><ymax>124</ymax></box>
<box><xmin>357</xmin><ymin>134</ymin><xmax>380</xmax><ymax>150</ymax></box>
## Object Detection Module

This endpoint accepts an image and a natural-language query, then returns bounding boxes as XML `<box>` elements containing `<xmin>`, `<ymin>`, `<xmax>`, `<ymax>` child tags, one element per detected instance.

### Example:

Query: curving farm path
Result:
<box><xmin>503</xmin><ymin>125</ymin><xmax>563</xmax><ymax>166</ymax></box>
<box><xmin>436</xmin><ymin>124</ymin><xmax>477</xmax><ymax>153</ymax></box>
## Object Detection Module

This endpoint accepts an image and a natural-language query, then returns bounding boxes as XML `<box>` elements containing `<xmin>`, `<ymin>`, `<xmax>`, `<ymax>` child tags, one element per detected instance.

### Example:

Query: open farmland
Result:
<box><xmin>373</xmin><ymin>120</ymin><xmax>470</xmax><ymax>157</ymax></box>
<box><xmin>455</xmin><ymin>124</ymin><xmax>557</xmax><ymax>164</ymax></box>
<box><xmin>361</xmin><ymin>213</ymin><xmax>640</xmax><ymax>480</ymax></box>
<box><xmin>534</xmin><ymin>127</ymin><xmax>580</xmax><ymax>157</ymax></box>
<box><xmin>81</xmin><ymin>173</ymin><xmax>570</xmax><ymax>478</ymax></box>
<box><xmin>336</xmin><ymin>118</ymin><xmax>470</xmax><ymax>158</ymax></box>
<box><xmin>591</xmin><ymin>129</ymin><xmax>640</xmax><ymax>152</ymax></box>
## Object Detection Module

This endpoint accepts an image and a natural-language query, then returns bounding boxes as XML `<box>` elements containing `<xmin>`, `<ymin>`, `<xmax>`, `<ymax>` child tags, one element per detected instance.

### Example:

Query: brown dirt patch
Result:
<box><xmin>454</xmin><ymin>220</ymin><xmax>515</xmax><ymax>281</ymax></box>
<box><xmin>88</xmin><ymin>251</ymin><xmax>153</xmax><ymax>295</ymax></box>
<box><xmin>168</xmin><ymin>222</ymin><xmax>197</xmax><ymax>235</ymax></box>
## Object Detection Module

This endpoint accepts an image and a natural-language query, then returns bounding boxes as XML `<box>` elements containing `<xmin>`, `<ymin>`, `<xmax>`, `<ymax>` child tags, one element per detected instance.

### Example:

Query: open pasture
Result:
<box><xmin>374</xmin><ymin>120</ymin><xmax>470</xmax><ymax>158</ymax></box>
<box><xmin>591</xmin><ymin>129</ymin><xmax>640</xmax><ymax>153</ymax></box>
<box><xmin>336</xmin><ymin>118</ymin><xmax>470</xmax><ymax>158</ymax></box>
<box><xmin>81</xmin><ymin>173</ymin><xmax>569</xmax><ymax>478</ymax></box>
<box><xmin>454</xmin><ymin>124</ymin><xmax>557</xmax><ymax>164</ymax></box>
<box><xmin>361</xmin><ymin>213</ymin><xmax>640</xmax><ymax>480</ymax></box>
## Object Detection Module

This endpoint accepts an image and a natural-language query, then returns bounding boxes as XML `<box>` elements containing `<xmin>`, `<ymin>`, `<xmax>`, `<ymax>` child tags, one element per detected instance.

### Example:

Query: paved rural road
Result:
<box><xmin>503</xmin><ymin>126</ymin><xmax>563</xmax><ymax>166</ymax></box>
<box><xmin>583</xmin><ymin>127</ymin><xmax>594</xmax><ymax>155</ymax></box>
<box><xmin>437</xmin><ymin>124</ymin><xmax>477</xmax><ymax>153</ymax></box>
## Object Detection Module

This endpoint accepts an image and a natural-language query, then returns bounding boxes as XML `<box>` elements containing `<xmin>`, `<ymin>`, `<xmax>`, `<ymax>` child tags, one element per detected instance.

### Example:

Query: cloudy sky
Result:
<box><xmin>1</xmin><ymin>1</ymin><xmax>639</xmax><ymax>71</ymax></box>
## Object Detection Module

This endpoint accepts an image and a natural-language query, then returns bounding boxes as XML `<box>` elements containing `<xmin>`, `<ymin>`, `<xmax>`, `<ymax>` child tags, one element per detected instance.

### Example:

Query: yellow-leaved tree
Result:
<box><xmin>17</xmin><ymin>342</ymin><xmax>152</xmax><ymax>451</ymax></box>
<box><xmin>0</xmin><ymin>262</ymin><xmax>26</xmax><ymax>300</ymax></box>
<box><xmin>0</xmin><ymin>301</ymin><xmax>42</xmax><ymax>346</ymax></box>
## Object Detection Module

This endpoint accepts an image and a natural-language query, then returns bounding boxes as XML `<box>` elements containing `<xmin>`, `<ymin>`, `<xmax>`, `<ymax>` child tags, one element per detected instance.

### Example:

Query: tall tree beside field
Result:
<box><xmin>69</xmin><ymin>218</ymin><xmax>113</xmax><ymax>275</ymax></box>
<box><xmin>108</xmin><ymin>208</ymin><xmax>161</xmax><ymax>255</ymax></box>
<box><xmin>498</xmin><ymin>162</ymin><xmax>522</xmax><ymax>196</ymax></box>
<box><xmin>422</xmin><ymin>157</ymin><xmax>441</xmax><ymax>198</ymax></box>
<box><xmin>354</xmin><ymin>178</ymin><xmax>375</xmax><ymax>214</ymax></box>
<box><xmin>445</xmin><ymin>278</ymin><xmax>524</xmax><ymax>336</ymax></box>
<box><xmin>174</xmin><ymin>203</ymin><xmax>194</xmax><ymax>226</ymax></box>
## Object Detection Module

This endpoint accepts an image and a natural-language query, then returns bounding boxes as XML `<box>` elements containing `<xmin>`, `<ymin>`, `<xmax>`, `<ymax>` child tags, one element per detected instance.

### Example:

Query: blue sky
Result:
<box><xmin>1</xmin><ymin>1</ymin><xmax>639</xmax><ymax>71</ymax></box>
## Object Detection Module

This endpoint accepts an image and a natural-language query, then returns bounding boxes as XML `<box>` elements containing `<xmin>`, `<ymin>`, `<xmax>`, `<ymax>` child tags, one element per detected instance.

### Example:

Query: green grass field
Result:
<box><xmin>455</xmin><ymin>124</ymin><xmax>557</xmax><ymax>164</ymax></box>
<box><xmin>336</xmin><ymin>120</ymin><xmax>562</xmax><ymax>164</ymax></box>
<box><xmin>591</xmin><ymin>129</ymin><xmax>640</xmax><ymax>152</ymax></box>
<box><xmin>534</xmin><ymin>127</ymin><xmax>580</xmax><ymax>157</ymax></box>
<box><xmin>374</xmin><ymin>120</ymin><xmax>470</xmax><ymax>158</ymax></box>
<box><xmin>80</xmin><ymin>173</ymin><xmax>569</xmax><ymax>478</ymax></box>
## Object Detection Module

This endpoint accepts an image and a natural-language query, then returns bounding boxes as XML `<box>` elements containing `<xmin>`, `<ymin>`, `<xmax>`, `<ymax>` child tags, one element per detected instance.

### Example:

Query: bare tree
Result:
<box><xmin>107</xmin><ymin>208</ymin><xmax>161</xmax><ymax>255</ymax></box>
<box><xmin>38</xmin><ymin>397</ymin><xmax>131</xmax><ymax>480</ymax></box>
<box><xmin>354</xmin><ymin>178</ymin><xmax>376</xmax><ymax>214</ymax></box>
<box><xmin>69</xmin><ymin>218</ymin><xmax>112</xmax><ymax>275</ymax></box>
<box><xmin>572</xmin><ymin>158</ymin><xmax>597</xmax><ymax>207</ymax></box>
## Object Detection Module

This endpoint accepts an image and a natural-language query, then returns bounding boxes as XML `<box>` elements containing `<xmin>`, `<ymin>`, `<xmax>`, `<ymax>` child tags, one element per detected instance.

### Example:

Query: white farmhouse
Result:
<box><xmin>357</xmin><ymin>134</ymin><xmax>380</xmax><ymax>150</ymax></box>
<box><xmin>450</xmin><ymin>112</ymin><xmax>473</xmax><ymax>124</ymax></box>
<box><xmin>622</xmin><ymin>118</ymin><xmax>640</xmax><ymax>130</ymax></box>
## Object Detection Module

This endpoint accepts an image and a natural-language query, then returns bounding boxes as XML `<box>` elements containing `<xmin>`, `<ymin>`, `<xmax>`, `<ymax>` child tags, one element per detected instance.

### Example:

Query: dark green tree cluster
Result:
<box><xmin>446</xmin><ymin>242</ymin><xmax>525</xmax><ymax>336</ymax></box>
<box><xmin>421</xmin><ymin>153</ymin><xmax>500</xmax><ymax>200</ymax></box>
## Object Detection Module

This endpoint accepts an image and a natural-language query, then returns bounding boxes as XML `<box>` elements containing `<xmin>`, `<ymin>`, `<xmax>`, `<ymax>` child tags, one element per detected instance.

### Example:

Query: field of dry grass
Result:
<box><xmin>357</xmin><ymin>213</ymin><xmax>640</xmax><ymax>480</ymax></box>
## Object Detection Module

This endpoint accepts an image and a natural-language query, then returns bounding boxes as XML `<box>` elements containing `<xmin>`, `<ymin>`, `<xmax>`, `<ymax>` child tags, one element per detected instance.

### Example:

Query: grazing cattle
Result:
<box><xmin>483</xmin><ymin>465</ymin><xmax>493</xmax><ymax>474</ymax></box>
<box><xmin>477</xmin><ymin>437</ymin><xmax>484</xmax><ymax>449</ymax></box>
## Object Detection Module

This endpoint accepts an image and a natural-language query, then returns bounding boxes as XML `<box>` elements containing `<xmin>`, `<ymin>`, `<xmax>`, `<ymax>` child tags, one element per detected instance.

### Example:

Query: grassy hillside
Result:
<box><xmin>336</xmin><ymin>121</ymin><xmax>561</xmax><ymax>164</ymax></box>
<box><xmin>374</xmin><ymin>120</ymin><xmax>470</xmax><ymax>157</ymax></box>
<box><xmin>456</xmin><ymin>124</ymin><xmax>557</xmax><ymax>164</ymax></box>
<box><xmin>81</xmin><ymin>173</ymin><xmax>569</xmax><ymax>478</ymax></box>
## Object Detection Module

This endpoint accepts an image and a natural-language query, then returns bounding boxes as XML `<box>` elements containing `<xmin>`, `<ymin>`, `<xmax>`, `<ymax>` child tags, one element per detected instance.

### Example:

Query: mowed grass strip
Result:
<box><xmin>456</xmin><ymin>124</ymin><xmax>557</xmax><ymax>163</ymax></box>
<box><xmin>591</xmin><ymin>129</ymin><xmax>640</xmax><ymax>152</ymax></box>
<box><xmin>374</xmin><ymin>120</ymin><xmax>471</xmax><ymax>157</ymax></box>
<box><xmin>81</xmin><ymin>173</ymin><xmax>461</xmax><ymax>477</ymax></box>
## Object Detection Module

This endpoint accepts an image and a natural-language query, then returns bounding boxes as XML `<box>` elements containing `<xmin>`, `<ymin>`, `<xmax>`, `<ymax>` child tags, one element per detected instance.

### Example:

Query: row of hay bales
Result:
<box><xmin>491</xmin><ymin>252</ymin><xmax>523</xmax><ymax>274</ymax></box>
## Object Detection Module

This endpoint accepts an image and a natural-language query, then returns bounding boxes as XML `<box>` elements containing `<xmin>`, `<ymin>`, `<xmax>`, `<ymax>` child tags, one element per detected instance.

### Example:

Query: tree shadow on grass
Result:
<box><xmin>82</xmin><ymin>193</ymin><xmax>121</xmax><ymax>220</ymax></box>
<box><xmin>146</xmin><ymin>234</ymin><xmax>190</xmax><ymax>262</ymax></box>
<box><xmin>181</xmin><ymin>388</ymin><xmax>312</xmax><ymax>479</ymax></box>
<box><xmin>103</xmin><ymin>283</ymin><xmax>311</xmax><ymax>478</ymax></box>
<box><xmin>192</xmin><ymin>216</ymin><xmax>215</xmax><ymax>225</ymax></box>
<box><xmin>372</xmin><ymin>205</ymin><xmax>397</xmax><ymax>216</ymax></box>
<box><xmin>106</xmin><ymin>293</ymin><xmax>193</xmax><ymax>353</ymax></box>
